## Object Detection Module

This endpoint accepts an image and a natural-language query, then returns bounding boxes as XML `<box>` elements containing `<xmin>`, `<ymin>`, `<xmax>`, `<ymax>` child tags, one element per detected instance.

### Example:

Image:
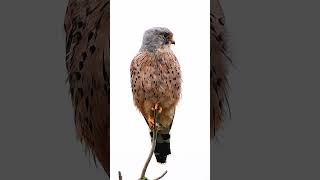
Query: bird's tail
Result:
<box><xmin>150</xmin><ymin>132</ymin><xmax>171</xmax><ymax>163</ymax></box>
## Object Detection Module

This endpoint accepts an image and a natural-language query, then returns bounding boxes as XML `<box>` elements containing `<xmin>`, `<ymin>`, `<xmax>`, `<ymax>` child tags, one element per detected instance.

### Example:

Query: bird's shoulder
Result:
<box><xmin>130</xmin><ymin>51</ymin><xmax>153</xmax><ymax>69</ymax></box>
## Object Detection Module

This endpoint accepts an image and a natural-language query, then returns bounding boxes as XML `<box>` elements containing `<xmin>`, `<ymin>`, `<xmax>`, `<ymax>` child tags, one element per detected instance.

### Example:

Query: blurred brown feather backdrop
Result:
<box><xmin>64</xmin><ymin>0</ymin><xmax>110</xmax><ymax>176</ymax></box>
<box><xmin>211</xmin><ymin>0</ymin><xmax>232</xmax><ymax>138</ymax></box>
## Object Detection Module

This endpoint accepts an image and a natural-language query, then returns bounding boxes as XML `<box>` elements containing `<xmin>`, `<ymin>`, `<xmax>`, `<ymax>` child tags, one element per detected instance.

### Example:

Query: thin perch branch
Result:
<box><xmin>153</xmin><ymin>170</ymin><xmax>168</xmax><ymax>180</ymax></box>
<box><xmin>140</xmin><ymin>109</ymin><xmax>158</xmax><ymax>179</ymax></box>
<box><xmin>119</xmin><ymin>105</ymin><xmax>168</xmax><ymax>180</ymax></box>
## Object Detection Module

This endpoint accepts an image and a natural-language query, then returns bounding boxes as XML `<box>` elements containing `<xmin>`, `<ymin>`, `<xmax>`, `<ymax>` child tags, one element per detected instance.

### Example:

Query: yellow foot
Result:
<box><xmin>147</xmin><ymin>114</ymin><xmax>161</xmax><ymax>130</ymax></box>
<box><xmin>151</xmin><ymin>103</ymin><xmax>163</xmax><ymax>114</ymax></box>
<box><xmin>147</xmin><ymin>114</ymin><xmax>155</xmax><ymax>129</ymax></box>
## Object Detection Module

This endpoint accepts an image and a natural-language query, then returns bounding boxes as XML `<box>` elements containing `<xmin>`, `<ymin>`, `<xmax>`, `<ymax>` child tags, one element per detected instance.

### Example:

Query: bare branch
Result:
<box><xmin>153</xmin><ymin>170</ymin><xmax>168</xmax><ymax>180</ymax></box>
<box><xmin>119</xmin><ymin>106</ymin><xmax>168</xmax><ymax>180</ymax></box>
<box><xmin>140</xmin><ymin>109</ymin><xmax>159</xmax><ymax>179</ymax></box>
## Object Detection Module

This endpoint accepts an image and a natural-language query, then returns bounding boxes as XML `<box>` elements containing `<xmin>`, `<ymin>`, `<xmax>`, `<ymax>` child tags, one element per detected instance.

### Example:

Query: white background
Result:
<box><xmin>110</xmin><ymin>0</ymin><xmax>210</xmax><ymax>179</ymax></box>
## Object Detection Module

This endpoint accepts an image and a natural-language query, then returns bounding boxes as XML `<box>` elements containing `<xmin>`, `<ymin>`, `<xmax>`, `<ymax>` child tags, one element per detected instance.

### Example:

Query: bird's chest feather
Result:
<box><xmin>142</xmin><ymin>53</ymin><xmax>180</xmax><ymax>95</ymax></box>
<box><xmin>131</xmin><ymin>49</ymin><xmax>181</xmax><ymax>109</ymax></box>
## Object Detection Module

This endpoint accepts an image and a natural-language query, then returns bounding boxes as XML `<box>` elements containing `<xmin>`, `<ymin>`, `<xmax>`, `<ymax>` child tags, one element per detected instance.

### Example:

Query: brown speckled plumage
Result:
<box><xmin>64</xmin><ymin>0</ymin><xmax>109</xmax><ymax>175</ymax></box>
<box><xmin>211</xmin><ymin>0</ymin><xmax>232</xmax><ymax>138</ymax></box>
<box><xmin>131</xmin><ymin>49</ymin><xmax>181</xmax><ymax>128</ymax></box>
<box><xmin>130</xmin><ymin>27</ymin><xmax>181</xmax><ymax>163</ymax></box>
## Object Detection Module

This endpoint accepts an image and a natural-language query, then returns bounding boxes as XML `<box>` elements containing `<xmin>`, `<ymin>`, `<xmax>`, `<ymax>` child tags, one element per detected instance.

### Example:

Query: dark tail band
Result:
<box><xmin>150</xmin><ymin>132</ymin><xmax>171</xmax><ymax>163</ymax></box>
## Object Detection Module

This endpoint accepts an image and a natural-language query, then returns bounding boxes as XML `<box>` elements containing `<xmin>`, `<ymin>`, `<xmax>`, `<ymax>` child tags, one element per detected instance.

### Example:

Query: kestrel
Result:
<box><xmin>211</xmin><ymin>0</ymin><xmax>232</xmax><ymax>138</ymax></box>
<box><xmin>130</xmin><ymin>27</ymin><xmax>181</xmax><ymax>163</ymax></box>
<box><xmin>64</xmin><ymin>0</ymin><xmax>110</xmax><ymax>175</ymax></box>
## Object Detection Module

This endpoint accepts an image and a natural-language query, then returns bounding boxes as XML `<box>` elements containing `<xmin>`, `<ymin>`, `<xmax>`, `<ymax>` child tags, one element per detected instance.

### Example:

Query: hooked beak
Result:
<box><xmin>171</xmin><ymin>39</ymin><xmax>175</xmax><ymax>45</ymax></box>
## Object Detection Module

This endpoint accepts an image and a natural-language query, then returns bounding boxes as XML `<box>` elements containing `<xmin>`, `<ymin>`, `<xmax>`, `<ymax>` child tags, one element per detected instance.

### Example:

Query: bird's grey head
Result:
<box><xmin>140</xmin><ymin>27</ymin><xmax>175</xmax><ymax>52</ymax></box>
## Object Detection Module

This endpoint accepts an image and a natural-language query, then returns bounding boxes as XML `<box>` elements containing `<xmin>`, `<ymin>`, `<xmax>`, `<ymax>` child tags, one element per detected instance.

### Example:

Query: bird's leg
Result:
<box><xmin>147</xmin><ymin>114</ymin><xmax>155</xmax><ymax>129</ymax></box>
<box><xmin>147</xmin><ymin>113</ymin><xmax>160</xmax><ymax>130</ymax></box>
<box><xmin>150</xmin><ymin>103</ymin><xmax>162</xmax><ymax>130</ymax></box>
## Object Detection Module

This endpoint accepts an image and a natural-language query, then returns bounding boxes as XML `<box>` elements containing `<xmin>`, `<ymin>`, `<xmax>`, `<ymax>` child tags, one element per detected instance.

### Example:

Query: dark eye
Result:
<box><xmin>163</xmin><ymin>32</ymin><xmax>169</xmax><ymax>38</ymax></box>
